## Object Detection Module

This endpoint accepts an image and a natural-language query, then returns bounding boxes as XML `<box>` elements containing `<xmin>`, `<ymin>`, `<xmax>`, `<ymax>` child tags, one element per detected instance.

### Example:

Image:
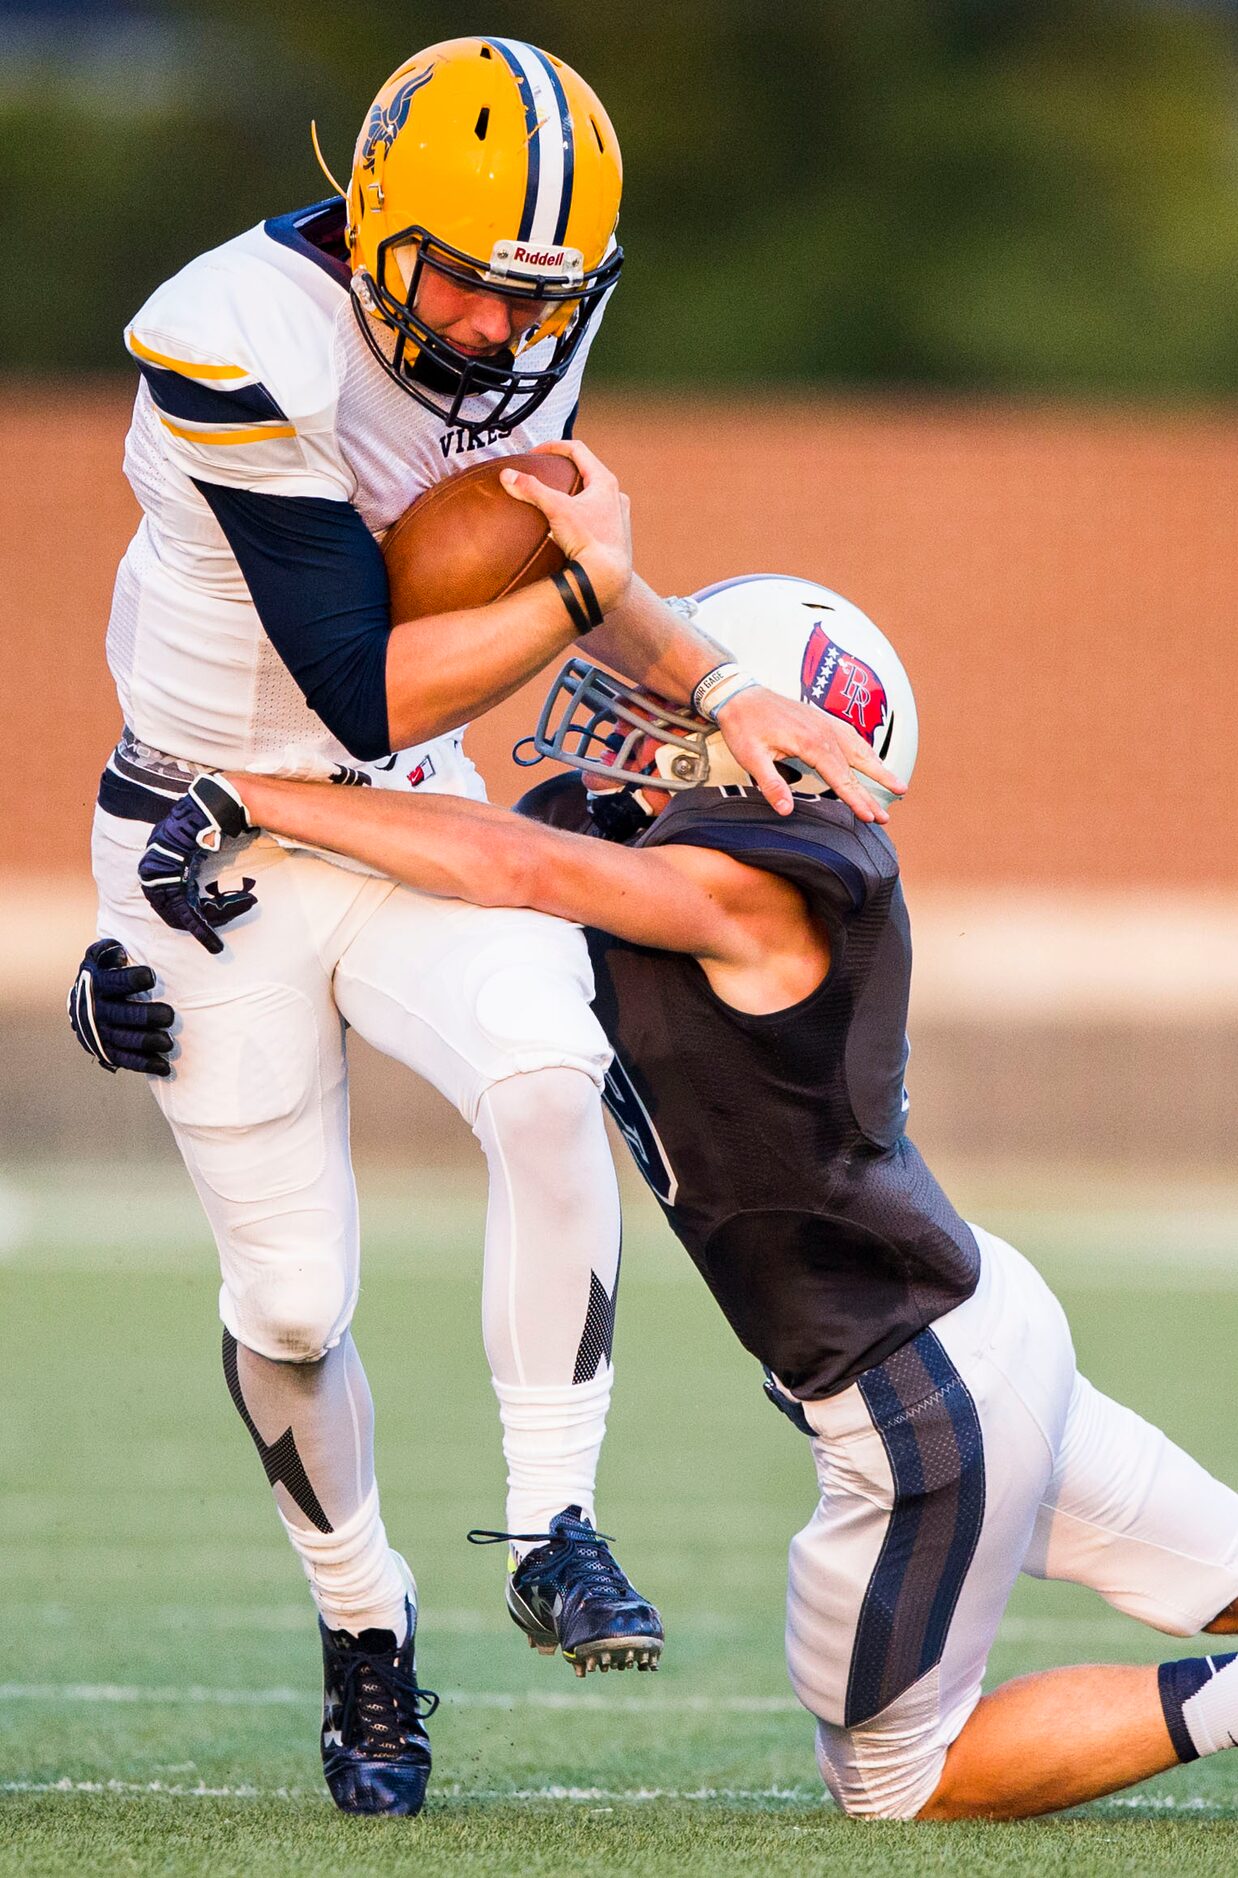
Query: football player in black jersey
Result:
<box><xmin>74</xmin><ymin>488</ymin><xmax>1238</xmax><ymax>1820</ymax></box>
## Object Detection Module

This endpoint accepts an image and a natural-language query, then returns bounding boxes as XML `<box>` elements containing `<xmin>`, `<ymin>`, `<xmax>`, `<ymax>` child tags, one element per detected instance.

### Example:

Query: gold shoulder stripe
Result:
<box><xmin>129</xmin><ymin>333</ymin><xmax>250</xmax><ymax>381</ymax></box>
<box><xmin>158</xmin><ymin>415</ymin><xmax>297</xmax><ymax>446</ymax></box>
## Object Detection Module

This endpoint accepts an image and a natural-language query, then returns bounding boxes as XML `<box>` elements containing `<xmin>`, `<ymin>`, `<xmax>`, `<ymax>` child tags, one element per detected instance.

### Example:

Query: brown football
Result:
<box><xmin>382</xmin><ymin>452</ymin><xmax>581</xmax><ymax>622</ymax></box>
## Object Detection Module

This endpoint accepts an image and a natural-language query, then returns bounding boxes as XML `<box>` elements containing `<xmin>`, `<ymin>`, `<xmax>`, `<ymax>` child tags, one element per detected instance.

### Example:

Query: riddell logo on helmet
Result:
<box><xmin>489</xmin><ymin>240</ymin><xmax>585</xmax><ymax>284</ymax></box>
<box><xmin>515</xmin><ymin>246</ymin><xmax>565</xmax><ymax>267</ymax></box>
<box><xmin>799</xmin><ymin>625</ymin><xmax>888</xmax><ymax>744</ymax></box>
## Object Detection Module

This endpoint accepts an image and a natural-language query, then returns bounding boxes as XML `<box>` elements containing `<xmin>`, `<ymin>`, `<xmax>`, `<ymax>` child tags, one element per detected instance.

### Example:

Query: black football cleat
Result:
<box><xmin>468</xmin><ymin>1506</ymin><xmax>663</xmax><ymax>1677</ymax></box>
<box><xmin>318</xmin><ymin>1595</ymin><xmax>438</xmax><ymax>1816</ymax></box>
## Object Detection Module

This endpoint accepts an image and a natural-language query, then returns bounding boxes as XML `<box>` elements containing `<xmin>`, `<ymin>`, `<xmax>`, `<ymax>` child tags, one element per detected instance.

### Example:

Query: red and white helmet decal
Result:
<box><xmin>799</xmin><ymin>624</ymin><xmax>889</xmax><ymax>747</ymax></box>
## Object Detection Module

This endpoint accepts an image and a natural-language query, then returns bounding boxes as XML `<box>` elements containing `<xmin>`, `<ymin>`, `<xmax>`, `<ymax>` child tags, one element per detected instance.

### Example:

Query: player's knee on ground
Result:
<box><xmin>787</xmin><ymin>1524</ymin><xmax>954</xmax><ymax>1820</ymax></box>
<box><xmin>812</xmin><ymin>1714</ymin><xmax>950</xmax><ymax>1820</ymax></box>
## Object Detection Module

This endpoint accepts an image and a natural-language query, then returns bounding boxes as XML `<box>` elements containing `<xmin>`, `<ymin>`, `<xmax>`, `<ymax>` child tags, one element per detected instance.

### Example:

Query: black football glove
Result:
<box><xmin>137</xmin><ymin>774</ymin><xmax>256</xmax><ymax>955</ymax></box>
<box><xmin>68</xmin><ymin>939</ymin><xmax>176</xmax><ymax>1077</ymax></box>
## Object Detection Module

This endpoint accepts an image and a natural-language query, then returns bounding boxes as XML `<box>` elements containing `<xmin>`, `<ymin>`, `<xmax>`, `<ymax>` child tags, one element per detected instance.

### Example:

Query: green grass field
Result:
<box><xmin>3</xmin><ymin>1160</ymin><xmax>1237</xmax><ymax>1875</ymax></box>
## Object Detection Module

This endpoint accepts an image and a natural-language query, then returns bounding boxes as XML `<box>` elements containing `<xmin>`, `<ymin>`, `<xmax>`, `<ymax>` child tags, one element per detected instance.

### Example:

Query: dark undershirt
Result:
<box><xmin>193</xmin><ymin>480</ymin><xmax>393</xmax><ymax>761</ymax></box>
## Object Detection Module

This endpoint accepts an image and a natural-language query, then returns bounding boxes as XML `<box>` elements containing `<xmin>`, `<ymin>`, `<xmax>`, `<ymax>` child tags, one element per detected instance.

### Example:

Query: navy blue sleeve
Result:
<box><xmin>192</xmin><ymin>479</ymin><xmax>393</xmax><ymax>761</ymax></box>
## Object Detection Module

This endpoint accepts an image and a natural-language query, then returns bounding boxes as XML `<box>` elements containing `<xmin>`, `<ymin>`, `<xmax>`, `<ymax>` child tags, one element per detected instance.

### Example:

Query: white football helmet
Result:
<box><xmin>521</xmin><ymin>573</ymin><xmax>918</xmax><ymax>809</ymax></box>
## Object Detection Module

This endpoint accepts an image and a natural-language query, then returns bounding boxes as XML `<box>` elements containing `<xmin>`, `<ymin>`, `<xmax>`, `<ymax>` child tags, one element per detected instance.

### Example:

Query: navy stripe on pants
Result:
<box><xmin>845</xmin><ymin>1328</ymin><xmax>986</xmax><ymax>1727</ymax></box>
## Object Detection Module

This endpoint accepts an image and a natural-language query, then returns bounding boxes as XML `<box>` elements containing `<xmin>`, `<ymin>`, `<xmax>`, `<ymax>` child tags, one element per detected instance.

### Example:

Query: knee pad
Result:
<box><xmin>222</xmin><ymin>1241</ymin><xmax>355</xmax><ymax>1364</ymax></box>
<box><xmin>477</xmin><ymin>1068</ymin><xmax>608</xmax><ymax>1197</ymax></box>
<box><xmin>481</xmin><ymin>1064</ymin><xmax>601</xmax><ymax>1140</ymax></box>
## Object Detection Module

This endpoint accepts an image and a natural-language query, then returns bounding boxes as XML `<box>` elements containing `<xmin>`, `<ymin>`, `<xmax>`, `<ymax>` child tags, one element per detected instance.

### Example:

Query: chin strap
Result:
<box><xmin>309</xmin><ymin>119</ymin><xmax>348</xmax><ymax>200</ymax></box>
<box><xmin>586</xmin><ymin>787</ymin><xmax>655</xmax><ymax>843</ymax></box>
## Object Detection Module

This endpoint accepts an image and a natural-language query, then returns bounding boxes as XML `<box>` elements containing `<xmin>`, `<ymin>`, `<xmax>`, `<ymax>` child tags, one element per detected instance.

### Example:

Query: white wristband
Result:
<box><xmin>692</xmin><ymin>662</ymin><xmax>759</xmax><ymax>722</ymax></box>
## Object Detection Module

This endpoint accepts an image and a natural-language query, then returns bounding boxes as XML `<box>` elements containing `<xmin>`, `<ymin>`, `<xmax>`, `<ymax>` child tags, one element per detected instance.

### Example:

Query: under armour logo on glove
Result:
<box><xmin>67</xmin><ymin>938</ymin><xmax>176</xmax><ymax>1076</ymax></box>
<box><xmin>138</xmin><ymin>774</ymin><xmax>256</xmax><ymax>955</ymax></box>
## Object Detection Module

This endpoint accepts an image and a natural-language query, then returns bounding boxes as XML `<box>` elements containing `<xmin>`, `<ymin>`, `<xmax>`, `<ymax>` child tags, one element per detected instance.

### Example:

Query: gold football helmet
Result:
<box><xmin>344</xmin><ymin>37</ymin><xmax>623</xmax><ymax>436</ymax></box>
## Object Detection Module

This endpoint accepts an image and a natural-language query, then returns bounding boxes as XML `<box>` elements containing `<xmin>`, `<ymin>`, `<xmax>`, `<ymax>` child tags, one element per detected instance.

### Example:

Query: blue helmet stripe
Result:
<box><xmin>488</xmin><ymin>39</ymin><xmax>541</xmax><ymax>242</ymax></box>
<box><xmin>526</xmin><ymin>45</ymin><xmax>575</xmax><ymax>246</ymax></box>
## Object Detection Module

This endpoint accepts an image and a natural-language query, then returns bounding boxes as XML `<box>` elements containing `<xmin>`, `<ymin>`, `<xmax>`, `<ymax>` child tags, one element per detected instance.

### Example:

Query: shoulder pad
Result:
<box><xmin>126</xmin><ymin>225</ymin><xmax>348</xmax><ymax>496</ymax></box>
<box><xmin>639</xmin><ymin>790</ymin><xmax>896</xmax><ymax>917</ymax></box>
<box><xmin>126</xmin><ymin>223</ymin><xmax>340</xmax><ymax>427</ymax></box>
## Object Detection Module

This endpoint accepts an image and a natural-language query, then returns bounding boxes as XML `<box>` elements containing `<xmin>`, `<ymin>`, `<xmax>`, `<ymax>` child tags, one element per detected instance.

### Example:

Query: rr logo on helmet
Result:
<box><xmin>799</xmin><ymin>624</ymin><xmax>888</xmax><ymax>745</ymax></box>
<box><xmin>361</xmin><ymin>68</ymin><xmax>435</xmax><ymax>173</ymax></box>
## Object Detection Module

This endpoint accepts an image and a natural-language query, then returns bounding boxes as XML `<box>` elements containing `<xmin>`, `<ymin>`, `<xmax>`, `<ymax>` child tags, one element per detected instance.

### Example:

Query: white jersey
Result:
<box><xmin>107</xmin><ymin>201</ymin><xmax>602</xmax><ymax>801</ymax></box>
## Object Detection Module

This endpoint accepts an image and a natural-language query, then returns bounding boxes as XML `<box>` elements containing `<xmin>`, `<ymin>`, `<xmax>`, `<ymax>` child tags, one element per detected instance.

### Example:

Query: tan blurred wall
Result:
<box><xmin>3</xmin><ymin>386</ymin><xmax>1235</xmax><ymax>1167</ymax></box>
<box><xmin>2</xmin><ymin>385</ymin><xmax>1236</xmax><ymax>891</ymax></box>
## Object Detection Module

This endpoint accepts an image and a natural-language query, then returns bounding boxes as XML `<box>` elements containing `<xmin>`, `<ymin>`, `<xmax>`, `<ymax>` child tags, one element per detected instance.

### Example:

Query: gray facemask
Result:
<box><xmin>514</xmin><ymin>657</ymin><xmax>714</xmax><ymax>791</ymax></box>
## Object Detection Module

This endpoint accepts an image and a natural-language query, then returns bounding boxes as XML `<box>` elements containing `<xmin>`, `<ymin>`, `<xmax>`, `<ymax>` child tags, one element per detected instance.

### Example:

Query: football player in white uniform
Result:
<box><xmin>72</xmin><ymin>37</ymin><xmax>902</xmax><ymax>1816</ymax></box>
<box><xmin>88</xmin><ymin>545</ymin><xmax>1238</xmax><ymax>1824</ymax></box>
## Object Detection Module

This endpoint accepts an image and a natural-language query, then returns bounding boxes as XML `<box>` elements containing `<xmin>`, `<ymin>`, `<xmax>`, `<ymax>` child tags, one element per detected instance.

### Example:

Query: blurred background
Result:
<box><xmin>3</xmin><ymin>2</ymin><xmax>1237</xmax><ymax>1842</ymax></box>
<box><xmin>2</xmin><ymin>0</ymin><xmax>1235</xmax><ymax>1179</ymax></box>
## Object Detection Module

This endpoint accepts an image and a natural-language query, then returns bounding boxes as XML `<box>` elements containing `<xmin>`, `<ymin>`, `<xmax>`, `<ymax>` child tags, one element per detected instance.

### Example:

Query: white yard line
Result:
<box><xmin>0</xmin><ymin>1681</ymin><xmax>801</xmax><ymax>1714</ymax></box>
<box><xmin>2</xmin><ymin>1779</ymin><xmax>326</xmax><ymax>1801</ymax></box>
<box><xmin>19</xmin><ymin>1604</ymin><xmax>1133</xmax><ymax>1643</ymax></box>
<box><xmin>1</xmin><ymin>1778</ymin><xmax>818</xmax><ymax>1803</ymax></box>
<box><xmin>23</xmin><ymin>1604</ymin><xmax>510</xmax><ymax>1634</ymax></box>
<box><xmin>2</xmin><ymin>1778</ymin><xmax>1227</xmax><ymax>1815</ymax></box>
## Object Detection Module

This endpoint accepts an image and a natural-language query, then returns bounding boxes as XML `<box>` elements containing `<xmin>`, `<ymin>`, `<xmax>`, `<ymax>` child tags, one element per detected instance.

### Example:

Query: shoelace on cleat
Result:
<box><xmin>467</xmin><ymin>1523</ymin><xmax>633</xmax><ymax>1600</ymax></box>
<box><xmin>333</xmin><ymin>1643</ymin><xmax>439</xmax><ymax>1757</ymax></box>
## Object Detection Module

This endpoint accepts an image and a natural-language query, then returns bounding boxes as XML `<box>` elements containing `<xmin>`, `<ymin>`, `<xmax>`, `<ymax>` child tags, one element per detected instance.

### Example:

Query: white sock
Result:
<box><xmin>279</xmin><ymin>1484</ymin><xmax>413</xmax><ymax>1640</ymax></box>
<box><xmin>492</xmin><ymin>1368</ymin><xmax>612</xmax><ymax>1552</ymax></box>
<box><xmin>1159</xmin><ymin>1651</ymin><xmax>1238</xmax><ymax>1760</ymax></box>
<box><xmin>475</xmin><ymin>1069</ymin><xmax>620</xmax><ymax>1554</ymax></box>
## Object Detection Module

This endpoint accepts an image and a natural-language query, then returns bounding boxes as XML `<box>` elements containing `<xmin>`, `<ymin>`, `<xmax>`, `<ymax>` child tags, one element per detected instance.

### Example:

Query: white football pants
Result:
<box><xmin>93</xmin><ymin>807</ymin><xmax>619</xmax><ymax>1484</ymax></box>
<box><xmin>784</xmin><ymin>1227</ymin><xmax>1238</xmax><ymax>1818</ymax></box>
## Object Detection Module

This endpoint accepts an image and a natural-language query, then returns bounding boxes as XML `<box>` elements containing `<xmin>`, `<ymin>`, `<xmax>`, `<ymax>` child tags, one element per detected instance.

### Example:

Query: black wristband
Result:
<box><xmin>551</xmin><ymin>567</ymin><xmax>592</xmax><ymax>636</ymax></box>
<box><xmin>564</xmin><ymin>558</ymin><xmax>604</xmax><ymax>630</ymax></box>
<box><xmin>192</xmin><ymin>774</ymin><xmax>251</xmax><ymax>839</ymax></box>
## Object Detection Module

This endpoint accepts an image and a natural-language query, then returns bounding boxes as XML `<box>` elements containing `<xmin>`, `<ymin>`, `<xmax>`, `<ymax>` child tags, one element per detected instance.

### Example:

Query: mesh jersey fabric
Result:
<box><xmin>516</xmin><ymin>776</ymin><xmax>980</xmax><ymax>1397</ymax></box>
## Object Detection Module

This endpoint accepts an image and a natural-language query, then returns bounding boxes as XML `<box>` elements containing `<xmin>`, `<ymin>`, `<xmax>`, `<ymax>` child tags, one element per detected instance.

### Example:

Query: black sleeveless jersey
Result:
<box><xmin>517</xmin><ymin>776</ymin><xmax>980</xmax><ymax>1399</ymax></box>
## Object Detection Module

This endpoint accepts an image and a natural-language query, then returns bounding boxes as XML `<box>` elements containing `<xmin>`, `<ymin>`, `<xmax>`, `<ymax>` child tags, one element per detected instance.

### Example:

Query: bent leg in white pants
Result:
<box><xmin>94</xmin><ymin>811</ymin><xmax>414</xmax><ymax>1631</ymax></box>
<box><xmin>784</xmin><ymin>1229</ymin><xmax>1076</xmax><ymax>1818</ymax></box>
<box><xmin>331</xmin><ymin>880</ymin><xmax>620</xmax><ymax>1533</ymax></box>
<box><xmin>93</xmin><ymin>810</ymin><xmax>619</xmax><ymax>1614</ymax></box>
<box><xmin>783</xmin><ymin>1227</ymin><xmax>1238</xmax><ymax>1817</ymax></box>
<box><xmin>1021</xmin><ymin>1371</ymin><xmax>1238</xmax><ymax>1637</ymax></box>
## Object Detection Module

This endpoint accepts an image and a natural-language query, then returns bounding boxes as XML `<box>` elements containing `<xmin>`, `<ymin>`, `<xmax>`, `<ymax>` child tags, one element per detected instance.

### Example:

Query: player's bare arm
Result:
<box><xmin>584</xmin><ymin>582</ymin><xmax>904</xmax><ymax>823</ymax></box>
<box><xmin>223</xmin><ymin>773</ymin><xmax>830</xmax><ymax>1015</ymax></box>
<box><xmin>380</xmin><ymin>437</ymin><xmax>631</xmax><ymax>748</ymax></box>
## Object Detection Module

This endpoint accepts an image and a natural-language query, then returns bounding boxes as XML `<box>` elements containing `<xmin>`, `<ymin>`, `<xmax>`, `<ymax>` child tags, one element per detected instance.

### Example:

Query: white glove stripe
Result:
<box><xmin>74</xmin><ymin>971</ymin><xmax>114</xmax><ymax>1069</ymax></box>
